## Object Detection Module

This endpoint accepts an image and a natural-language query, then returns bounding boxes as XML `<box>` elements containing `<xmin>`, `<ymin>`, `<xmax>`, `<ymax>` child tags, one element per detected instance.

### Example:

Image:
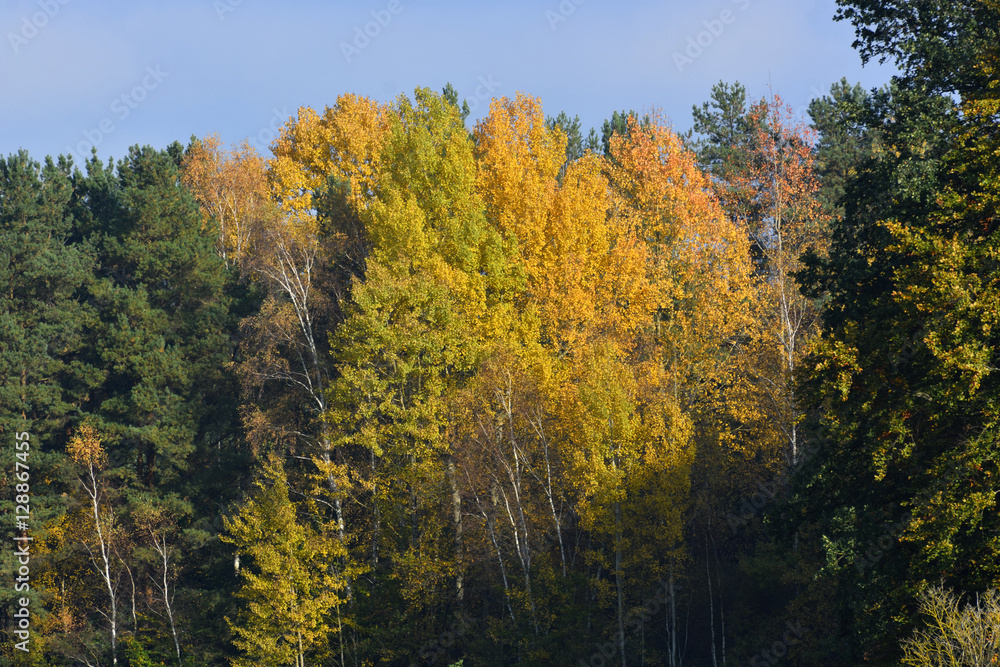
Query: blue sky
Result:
<box><xmin>2</xmin><ymin>0</ymin><xmax>896</xmax><ymax>167</ymax></box>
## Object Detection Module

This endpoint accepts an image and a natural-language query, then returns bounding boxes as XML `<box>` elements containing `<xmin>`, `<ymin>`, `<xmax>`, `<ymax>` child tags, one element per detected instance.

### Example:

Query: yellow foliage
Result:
<box><xmin>269</xmin><ymin>94</ymin><xmax>391</xmax><ymax>217</ymax></box>
<box><xmin>474</xmin><ymin>93</ymin><xmax>565</xmax><ymax>267</ymax></box>
<box><xmin>67</xmin><ymin>423</ymin><xmax>106</xmax><ymax>469</ymax></box>
<box><xmin>182</xmin><ymin>134</ymin><xmax>269</xmax><ymax>268</ymax></box>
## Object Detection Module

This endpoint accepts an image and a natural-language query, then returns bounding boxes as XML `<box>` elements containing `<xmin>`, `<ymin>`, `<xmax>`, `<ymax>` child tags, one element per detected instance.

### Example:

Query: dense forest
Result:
<box><xmin>2</xmin><ymin>0</ymin><xmax>998</xmax><ymax>665</ymax></box>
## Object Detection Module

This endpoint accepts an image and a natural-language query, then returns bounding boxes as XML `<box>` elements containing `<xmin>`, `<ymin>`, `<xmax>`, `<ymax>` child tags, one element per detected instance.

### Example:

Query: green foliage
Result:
<box><xmin>689</xmin><ymin>80</ymin><xmax>759</xmax><ymax>179</ymax></box>
<box><xmin>442</xmin><ymin>81</ymin><xmax>472</xmax><ymax>125</ymax></box>
<box><xmin>85</xmin><ymin>144</ymin><xmax>233</xmax><ymax>487</ymax></box>
<box><xmin>121</xmin><ymin>634</ymin><xmax>158</xmax><ymax>667</ymax></box>
<box><xmin>788</xmin><ymin>0</ymin><xmax>1000</xmax><ymax>661</ymax></box>
<box><xmin>0</xmin><ymin>145</ymin><xmax>250</xmax><ymax>666</ymax></box>
<box><xmin>808</xmin><ymin>77</ymin><xmax>876</xmax><ymax>219</ymax></box>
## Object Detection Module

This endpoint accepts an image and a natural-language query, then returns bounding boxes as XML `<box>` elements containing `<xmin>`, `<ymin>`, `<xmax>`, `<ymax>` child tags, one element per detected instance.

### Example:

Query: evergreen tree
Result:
<box><xmin>600</xmin><ymin>109</ymin><xmax>649</xmax><ymax>157</ymax></box>
<box><xmin>808</xmin><ymin>78</ymin><xmax>875</xmax><ymax>220</ymax></box>
<box><xmin>0</xmin><ymin>151</ymin><xmax>98</xmax><ymax>660</ymax></box>
<box><xmin>689</xmin><ymin>80</ymin><xmax>760</xmax><ymax>180</ymax></box>
<box><xmin>442</xmin><ymin>82</ymin><xmax>472</xmax><ymax>126</ymax></box>
<box><xmin>790</xmin><ymin>0</ymin><xmax>1000</xmax><ymax>660</ymax></box>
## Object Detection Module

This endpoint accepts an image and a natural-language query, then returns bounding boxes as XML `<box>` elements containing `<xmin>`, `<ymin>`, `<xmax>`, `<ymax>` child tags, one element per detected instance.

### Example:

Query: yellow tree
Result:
<box><xmin>555</xmin><ymin>343</ymin><xmax>694</xmax><ymax>666</ymax></box>
<box><xmin>257</xmin><ymin>96</ymin><xmax>391</xmax><ymax>542</ymax></box>
<box><xmin>473</xmin><ymin>94</ymin><xmax>648</xmax><ymax>353</ymax></box>
<box><xmin>269</xmin><ymin>95</ymin><xmax>391</xmax><ymax>217</ymax></box>
<box><xmin>222</xmin><ymin>455</ymin><xmax>347</xmax><ymax>667</ymax></box>
<box><xmin>900</xmin><ymin>585</ymin><xmax>1000</xmax><ymax>666</ymax></box>
<box><xmin>181</xmin><ymin>135</ymin><xmax>269</xmax><ymax>269</ymax></box>
<box><xmin>473</xmin><ymin>93</ymin><xmax>565</xmax><ymax>281</ymax></box>
<box><xmin>450</xmin><ymin>347</ymin><xmax>568</xmax><ymax>637</ymax></box>
<box><xmin>473</xmin><ymin>98</ymin><xmax>738</xmax><ymax>662</ymax></box>
<box><xmin>324</xmin><ymin>88</ymin><xmax>524</xmax><ymax>657</ymax></box>
<box><xmin>604</xmin><ymin>113</ymin><xmax>758</xmax><ymax>666</ymax></box>
<box><xmin>67</xmin><ymin>424</ymin><xmax>123</xmax><ymax>667</ymax></box>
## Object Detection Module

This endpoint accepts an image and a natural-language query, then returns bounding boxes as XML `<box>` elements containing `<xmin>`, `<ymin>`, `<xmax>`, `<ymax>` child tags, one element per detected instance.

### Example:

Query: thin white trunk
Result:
<box><xmin>448</xmin><ymin>456</ymin><xmax>464</xmax><ymax>604</ymax></box>
<box><xmin>151</xmin><ymin>531</ymin><xmax>182</xmax><ymax>664</ymax></box>
<box><xmin>83</xmin><ymin>463</ymin><xmax>117</xmax><ymax>666</ymax></box>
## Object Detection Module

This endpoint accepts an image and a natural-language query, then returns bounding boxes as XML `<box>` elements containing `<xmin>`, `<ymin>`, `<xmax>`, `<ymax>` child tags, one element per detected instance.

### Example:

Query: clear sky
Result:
<box><xmin>2</xmin><ymin>0</ymin><xmax>896</xmax><ymax>167</ymax></box>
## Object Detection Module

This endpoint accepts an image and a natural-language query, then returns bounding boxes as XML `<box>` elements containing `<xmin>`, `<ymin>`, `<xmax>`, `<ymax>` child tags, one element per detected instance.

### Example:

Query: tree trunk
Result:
<box><xmin>615</xmin><ymin>501</ymin><xmax>626</xmax><ymax>667</ymax></box>
<box><xmin>448</xmin><ymin>455</ymin><xmax>464</xmax><ymax>605</ymax></box>
<box><xmin>84</xmin><ymin>462</ymin><xmax>118</xmax><ymax>666</ymax></box>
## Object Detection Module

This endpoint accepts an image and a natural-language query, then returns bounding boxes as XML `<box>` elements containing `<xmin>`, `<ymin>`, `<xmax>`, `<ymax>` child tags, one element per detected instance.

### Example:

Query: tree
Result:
<box><xmin>901</xmin><ymin>585</ymin><xmax>1000</xmax><ymax>666</ymax></box>
<box><xmin>222</xmin><ymin>455</ymin><xmax>347</xmax><ymax>667</ymax></box>
<box><xmin>83</xmin><ymin>144</ymin><xmax>233</xmax><ymax>488</ymax></box>
<box><xmin>181</xmin><ymin>134</ymin><xmax>270</xmax><ymax>270</ymax></box>
<box><xmin>474</xmin><ymin>92</ymin><xmax>567</xmax><ymax>284</ymax></box>
<box><xmin>606</xmin><ymin>112</ymin><xmax>758</xmax><ymax>666</ymax></box>
<box><xmin>442</xmin><ymin>82</ymin><xmax>471</xmax><ymax>125</ymax></box>
<box><xmin>325</xmin><ymin>87</ymin><xmax>515</xmax><ymax>661</ymax></box>
<box><xmin>232</xmin><ymin>97</ymin><xmax>391</xmax><ymax>565</ymax></box>
<box><xmin>600</xmin><ymin>109</ymin><xmax>649</xmax><ymax>157</ymax></box>
<box><xmin>807</xmin><ymin>78</ymin><xmax>875</xmax><ymax>220</ymax></box>
<box><xmin>788</xmin><ymin>0</ymin><xmax>1000</xmax><ymax>659</ymax></box>
<box><xmin>0</xmin><ymin>151</ymin><xmax>98</xmax><ymax>655</ymax></box>
<box><xmin>689</xmin><ymin>80</ymin><xmax>759</xmax><ymax>180</ymax></box>
<box><xmin>556</xmin><ymin>343</ymin><xmax>693</xmax><ymax>667</ymax></box>
<box><xmin>0</xmin><ymin>144</ymin><xmax>253</xmax><ymax>666</ymax></box>
<box><xmin>67</xmin><ymin>423</ymin><xmax>123</xmax><ymax>666</ymax></box>
<box><xmin>730</xmin><ymin>94</ymin><xmax>828</xmax><ymax>467</ymax></box>
<box><xmin>0</xmin><ymin>151</ymin><xmax>97</xmax><ymax>439</ymax></box>
<box><xmin>545</xmin><ymin>111</ymin><xmax>596</xmax><ymax>180</ymax></box>
<box><xmin>126</xmin><ymin>492</ymin><xmax>194</xmax><ymax>665</ymax></box>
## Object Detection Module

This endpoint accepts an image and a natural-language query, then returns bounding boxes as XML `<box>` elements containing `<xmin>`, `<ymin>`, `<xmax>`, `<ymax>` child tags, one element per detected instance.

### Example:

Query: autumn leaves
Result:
<box><xmin>180</xmin><ymin>86</ymin><xmax>806</xmax><ymax>663</ymax></box>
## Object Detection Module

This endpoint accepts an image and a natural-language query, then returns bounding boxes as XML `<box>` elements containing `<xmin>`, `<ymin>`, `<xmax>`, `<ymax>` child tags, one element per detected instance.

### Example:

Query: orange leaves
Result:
<box><xmin>609</xmin><ymin>113</ymin><xmax>751</xmax><ymax>294</ymax></box>
<box><xmin>182</xmin><ymin>134</ymin><xmax>269</xmax><ymax>269</ymax></box>
<box><xmin>607</xmin><ymin>114</ymin><xmax>755</xmax><ymax>389</ymax></box>
<box><xmin>474</xmin><ymin>96</ymin><xmax>657</xmax><ymax>355</ymax></box>
<box><xmin>540</xmin><ymin>153</ymin><xmax>617</xmax><ymax>348</ymax></box>
<box><xmin>474</xmin><ymin>93</ymin><xmax>565</xmax><ymax>266</ymax></box>
<box><xmin>728</xmin><ymin>94</ymin><xmax>829</xmax><ymax>275</ymax></box>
